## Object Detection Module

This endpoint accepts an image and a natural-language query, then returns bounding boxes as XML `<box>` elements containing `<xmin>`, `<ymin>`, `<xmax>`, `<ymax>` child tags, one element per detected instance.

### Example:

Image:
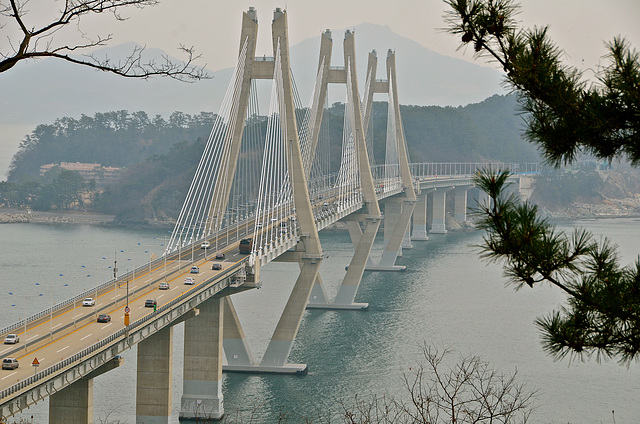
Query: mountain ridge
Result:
<box><xmin>0</xmin><ymin>23</ymin><xmax>505</xmax><ymax>128</ymax></box>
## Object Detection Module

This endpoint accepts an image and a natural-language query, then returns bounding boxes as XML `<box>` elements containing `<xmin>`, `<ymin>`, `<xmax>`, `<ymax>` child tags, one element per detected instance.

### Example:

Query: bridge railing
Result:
<box><xmin>409</xmin><ymin>162</ymin><xmax>540</xmax><ymax>177</ymax></box>
<box><xmin>0</xmin><ymin>251</ymin><xmax>171</xmax><ymax>338</ymax></box>
<box><xmin>0</xmin><ymin>260</ymin><xmax>242</xmax><ymax>401</ymax></box>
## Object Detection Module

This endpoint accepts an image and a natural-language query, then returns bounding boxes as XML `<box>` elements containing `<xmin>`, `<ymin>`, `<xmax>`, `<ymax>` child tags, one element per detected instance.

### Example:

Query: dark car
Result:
<box><xmin>212</xmin><ymin>263</ymin><xmax>222</xmax><ymax>270</ymax></box>
<box><xmin>145</xmin><ymin>299</ymin><xmax>157</xmax><ymax>308</ymax></box>
<box><xmin>97</xmin><ymin>314</ymin><xmax>111</xmax><ymax>323</ymax></box>
<box><xmin>215</xmin><ymin>253</ymin><xmax>225</xmax><ymax>260</ymax></box>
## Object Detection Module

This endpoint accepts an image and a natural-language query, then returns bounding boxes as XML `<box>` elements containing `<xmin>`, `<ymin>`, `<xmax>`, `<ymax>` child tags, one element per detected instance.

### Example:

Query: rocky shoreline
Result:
<box><xmin>2</xmin><ymin>196</ymin><xmax>639</xmax><ymax>228</ymax></box>
<box><xmin>537</xmin><ymin>196</ymin><xmax>640</xmax><ymax>220</ymax></box>
<box><xmin>0</xmin><ymin>208</ymin><xmax>115</xmax><ymax>225</ymax></box>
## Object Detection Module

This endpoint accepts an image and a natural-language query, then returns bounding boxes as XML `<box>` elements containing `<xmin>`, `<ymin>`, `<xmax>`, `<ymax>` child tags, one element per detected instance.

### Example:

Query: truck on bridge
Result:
<box><xmin>239</xmin><ymin>238</ymin><xmax>253</xmax><ymax>254</ymax></box>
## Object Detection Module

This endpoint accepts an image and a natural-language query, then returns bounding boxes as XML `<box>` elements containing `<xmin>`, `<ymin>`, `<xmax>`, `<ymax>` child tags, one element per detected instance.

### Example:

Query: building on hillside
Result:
<box><xmin>39</xmin><ymin>162</ymin><xmax>123</xmax><ymax>188</ymax></box>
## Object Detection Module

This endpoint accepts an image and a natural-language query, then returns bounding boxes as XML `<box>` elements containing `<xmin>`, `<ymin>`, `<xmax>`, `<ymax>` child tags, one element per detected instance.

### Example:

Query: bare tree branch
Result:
<box><xmin>0</xmin><ymin>0</ymin><xmax>210</xmax><ymax>81</ymax></box>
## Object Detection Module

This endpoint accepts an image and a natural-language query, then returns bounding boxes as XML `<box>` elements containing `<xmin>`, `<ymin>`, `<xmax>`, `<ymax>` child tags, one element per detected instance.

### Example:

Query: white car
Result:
<box><xmin>3</xmin><ymin>334</ymin><xmax>19</xmax><ymax>344</ymax></box>
<box><xmin>201</xmin><ymin>241</ymin><xmax>210</xmax><ymax>249</ymax></box>
<box><xmin>184</xmin><ymin>277</ymin><xmax>195</xmax><ymax>285</ymax></box>
<box><xmin>159</xmin><ymin>282</ymin><xmax>170</xmax><ymax>290</ymax></box>
<box><xmin>82</xmin><ymin>297</ymin><xmax>95</xmax><ymax>306</ymax></box>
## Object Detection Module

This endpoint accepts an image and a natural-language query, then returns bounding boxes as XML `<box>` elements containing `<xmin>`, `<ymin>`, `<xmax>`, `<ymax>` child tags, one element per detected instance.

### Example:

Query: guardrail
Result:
<box><xmin>409</xmin><ymin>162</ymin><xmax>540</xmax><ymax>177</ymax></box>
<box><xmin>0</xmin><ymin>260</ymin><xmax>242</xmax><ymax>401</ymax></box>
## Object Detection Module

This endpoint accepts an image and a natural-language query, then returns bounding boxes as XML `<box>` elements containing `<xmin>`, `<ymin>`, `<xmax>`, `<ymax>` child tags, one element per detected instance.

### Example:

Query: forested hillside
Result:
<box><xmin>3</xmin><ymin>94</ymin><xmax>540</xmax><ymax>224</ymax></box>
<box><xmin>8</xmin><ymin>111</ymin><xmax>216</xmax><ymax>181</ymax></box>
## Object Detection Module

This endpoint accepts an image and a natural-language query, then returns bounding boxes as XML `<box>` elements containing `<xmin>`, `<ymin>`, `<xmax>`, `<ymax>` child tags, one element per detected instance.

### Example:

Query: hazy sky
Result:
<box><xmin>1</xmin><ymin>0</ymin><xmax>639</xmax><ymax>178</ymax></box>
<box><xmin>96</xmin><ymin>0</ymin><xmax>640</xmax><ymax>74</ymax></box>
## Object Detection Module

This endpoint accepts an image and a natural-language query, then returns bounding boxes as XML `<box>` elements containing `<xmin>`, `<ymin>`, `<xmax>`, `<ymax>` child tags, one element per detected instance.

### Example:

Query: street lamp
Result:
<box><xmin>9</xmin><ymin>292</ymin><xmax>43</xmax><ymax>353</ymax></box>
<box><xmin>35</xmin><ymin>282</ymin><xmax>69</xmax><ymax>340</ymax></box>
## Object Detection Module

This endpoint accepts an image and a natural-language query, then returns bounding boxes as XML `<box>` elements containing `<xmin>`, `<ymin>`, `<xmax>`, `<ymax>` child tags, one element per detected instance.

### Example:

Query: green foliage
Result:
<box><xmin>444</xmin><ymin>0</ymin><xmax>640</xmax><ymax>166</ymax></box>
<box><xmin>474</xmin><ymin>170</ymin><xmax>640</xmax><ymax>363</ymax></box>
<box><xmin>446</xmin><ymin>0</ymin><xmax>640</xmax><ymax>363</ymax></box>
<box><xmin>6</xmin><ymin>95</ymin><xmax>538</xmax><ymax>223</ymax></box>
<box><xmin>0</xmin><ymin>169</ymin><xmax>91</xmax><ymax>211</ymax></box>
<box><xmin>399</xmin><ymin>95</ymin><xmax>539</xmax><ymax>163</ymax></box>
<box><xmin>8</xmin><ymin>110</ymin><xmax>215</xmax><ymax>182</ymax></box>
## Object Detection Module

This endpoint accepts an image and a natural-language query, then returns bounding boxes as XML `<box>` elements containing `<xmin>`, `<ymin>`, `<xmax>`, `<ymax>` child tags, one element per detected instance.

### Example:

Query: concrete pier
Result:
<box><xmin>430</xmin><ymin>189</ymin><xmax>451</xmax><ymax>234</ymax></box>
<box><xmin>136</xmin><ymin>326</ymin><xmax>173</xmax><ymax>424</ymax></box>
<box><xmin>180</xmin><ymin>298</ymin><xmax>224</xmax><ymax>421</ymax></box>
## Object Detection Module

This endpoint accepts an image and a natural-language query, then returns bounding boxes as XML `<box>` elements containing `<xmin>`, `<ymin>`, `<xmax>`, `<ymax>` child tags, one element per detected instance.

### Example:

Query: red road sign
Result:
<box><xmin>124</xmin><ymin>306</ymin><xmax>130</xmax><ymax>313</ymax></box>
<box><xmin>32</xmin><ymin>358</ymin><xmax>39</xmax><ymax>366</ymax></box>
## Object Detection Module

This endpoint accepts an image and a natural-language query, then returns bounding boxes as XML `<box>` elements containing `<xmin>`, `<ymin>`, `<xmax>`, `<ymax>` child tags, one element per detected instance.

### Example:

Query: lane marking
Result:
<box><xmin>1</xmin><ymin>372</ymin><xmax>17</xmax><ymax>380</ymax></box>
<box><xmin>56</xmin><ymin>345</ymin><xmax>69</xmax><ymax>353</ymax></box>
<box><xmin>80</xmin><ymin>334</ymin><xmax>92</xmax><ymax>341</ymax></box>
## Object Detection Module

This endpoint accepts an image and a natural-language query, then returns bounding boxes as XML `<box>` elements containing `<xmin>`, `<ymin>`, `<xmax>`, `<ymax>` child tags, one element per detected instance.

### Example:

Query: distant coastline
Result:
<box><xmin>538</xmin><ymin>196</ymin><xmax>640</xmax><ymax>221</ymax></box>
<box><xmin>0</xmin><ymin>208</ymin><xmax>114</xmax><ymax>225</ymax></box>
<box><xmin>2</xmin><ymin>193</ymin><xmax>639</xmax><ymax>228</ymax></box>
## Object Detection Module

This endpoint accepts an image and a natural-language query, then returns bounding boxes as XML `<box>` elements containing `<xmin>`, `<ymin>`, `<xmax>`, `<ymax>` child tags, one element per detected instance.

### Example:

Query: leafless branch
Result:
<box><xmin>339</xmin><ymin>343</ymin><xmax>537</xmax><ymax>423</ymax></box>
<box><xmin>0</xmin><ymin>0</ymin><xmax>210</xmax><ymax>81</ymax></box>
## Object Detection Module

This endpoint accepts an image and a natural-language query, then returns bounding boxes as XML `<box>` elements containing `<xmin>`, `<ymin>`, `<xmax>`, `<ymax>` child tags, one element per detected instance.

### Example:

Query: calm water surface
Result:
<box><xmin>1</xmin><ymin>218</ymin><xmax>639</xmax><ymax>423</ymax></box>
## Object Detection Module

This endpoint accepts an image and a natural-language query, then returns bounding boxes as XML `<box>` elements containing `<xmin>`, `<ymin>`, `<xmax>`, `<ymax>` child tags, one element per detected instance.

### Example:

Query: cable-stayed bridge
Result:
<box><xmin>0</xmin><ymin>8</ymin><xmax>537</xmax><ymax>423</ymax></box>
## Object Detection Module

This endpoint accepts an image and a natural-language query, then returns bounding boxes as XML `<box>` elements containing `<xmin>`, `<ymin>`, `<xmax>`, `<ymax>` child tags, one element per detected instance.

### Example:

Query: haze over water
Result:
<box><xmin>0</xmin><ymin>219</ymin><xmax>639</xmax><ymax>423</ymax></box>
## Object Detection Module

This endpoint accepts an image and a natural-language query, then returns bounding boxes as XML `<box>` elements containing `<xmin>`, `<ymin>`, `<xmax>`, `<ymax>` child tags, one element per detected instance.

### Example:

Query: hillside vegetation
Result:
<box><xmin>3</xmin><ymin>94</ymin><xmax>541</xmax><ymax>225</ymax></box>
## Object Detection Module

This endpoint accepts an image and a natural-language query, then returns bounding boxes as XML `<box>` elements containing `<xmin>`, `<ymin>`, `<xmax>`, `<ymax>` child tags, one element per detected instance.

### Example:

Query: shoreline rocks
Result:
<box><xmin>0</xmin><ymin>209</ymin><xmax>114</xmax><ymax>225</ymax></box>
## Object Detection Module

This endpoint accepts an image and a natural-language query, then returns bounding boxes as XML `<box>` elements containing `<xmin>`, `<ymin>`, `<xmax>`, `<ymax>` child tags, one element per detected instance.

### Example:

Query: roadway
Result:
<box><xmin>0</xmin><ymin>235</ymin><xmax>250</xmax><ymax>393</ymax></box>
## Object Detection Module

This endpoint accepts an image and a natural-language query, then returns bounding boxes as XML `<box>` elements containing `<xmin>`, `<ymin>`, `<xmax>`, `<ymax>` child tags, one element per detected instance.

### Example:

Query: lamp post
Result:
<box><xmin>35</xmin><ymin>282</ymin><xmax>69</xmax><ymax>340</ymax></box>
<box><xmin>9</xmin><ymin>292</ymin><xmax>44</xmax><ymax>353</ymax></box>
<box><xmin>59</xmin><ymin>272</ymin><xmax>90</xmax><ymax>327</ymax></box>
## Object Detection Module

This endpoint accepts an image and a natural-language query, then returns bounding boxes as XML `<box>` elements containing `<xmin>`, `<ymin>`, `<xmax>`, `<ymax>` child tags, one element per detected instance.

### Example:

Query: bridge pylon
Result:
<box><xmin>364</xmin><ymin>49</ymin><xmax>417</xmax><ymax>271</ymax></box>
<box><xmin>305</xmin><ymin>29</ymin><xmax>383</xmax><ymax>310</ymax></box>
<box><xmin>191</xmin><ymin>7</ymin><xmax>323</xmax><ymax>376</ymax></box>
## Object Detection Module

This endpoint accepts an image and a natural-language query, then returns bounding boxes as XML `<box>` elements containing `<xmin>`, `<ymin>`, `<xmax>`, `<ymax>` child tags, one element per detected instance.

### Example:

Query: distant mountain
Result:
<box><xmin>290</xmin><ymin>23</ymin><xmax>505</xmax><ymax>107</ymax></box>
<box><xmin>0</xmin><ymin>24</ymin><xmax>504</xmax><ymax>128</ymax></box>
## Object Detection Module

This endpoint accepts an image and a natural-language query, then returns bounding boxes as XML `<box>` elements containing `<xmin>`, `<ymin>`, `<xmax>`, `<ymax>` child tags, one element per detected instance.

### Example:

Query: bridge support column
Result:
<box><xmin>430</xmin><ymin>189</ymin><xmax>450</xmax><ymax>234</ymax></box>
<box><xmin>181</xmin><ymin>297</ymin><xmax>224</xmax><ymax>420</ymax></box>
<box><xmin>477</xmin><ymin>189</ymin><xmax>491</xmax><ymax>208</ymax></box>
<box><xmin>136</xmin><ymin>326</ymin><xmax>173</xmax><ymax>424</ymax></box>
<box><xmin>49</xmin><ymin>378</ymin><xmax>93</xmax><ymax>424</ymax></box>
<box><xmin>223</xmin><ymin>296</ymin><xmax>257</xmax><ymax>370</ymax></box>
<box><xmin>308</xmin><ymin>217</ymin><xmax>380</xmax><ymax>310</ymax></box>
<box><xmin>367</xmin><ymin>199</ymin><xmax>414</xmax><ymax>271</ymax></box>
<box><xmin>260</xmin><ymin>259</ymin><xmax>320</xmax><ymax>372</ymax></box>
<box><xmin>454</xmin><ymin>186</ymin><xmax>472</xmax><ymax>223</ymax></box>
<box><xmin>50</xmin><ymin>356</ymin><xmax>124</xmax><ymax>424</ymax></box>
<box><xmin>308</xmin><ymin>272</ymin><xmax>330</xmax><ymax>306</ymax></box>
<box><xmin>411</xmin><ymin>191</ymin><xmax>429</xmax><ymax>241</ymax></box>
<box><xmin>334</xmin><ymin>219</ymin><xmax>379</xmax><ymax>306</ymax></box>
<box><xmin>402</xmin><ymin>226</ymin><xmax>413</xmax><ymax>250</ymax></box>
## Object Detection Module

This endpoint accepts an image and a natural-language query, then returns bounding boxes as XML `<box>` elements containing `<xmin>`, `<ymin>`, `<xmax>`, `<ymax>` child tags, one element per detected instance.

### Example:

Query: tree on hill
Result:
<box><xmin>0</xmin><ymin>0</ymin><xmax>207</xmax><ymax>81</ymax></box>
<box><xmin>445</xmin><ymin>0</ymin><xmax>640</xmax><ymax>363</ymax></box>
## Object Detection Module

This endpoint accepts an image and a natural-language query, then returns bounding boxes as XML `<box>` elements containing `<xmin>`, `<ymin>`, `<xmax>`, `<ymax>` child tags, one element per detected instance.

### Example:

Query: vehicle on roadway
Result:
<box><xmin>201</xmin><ymin>241</ymin><xmax>210</xmax><ymax>249</ymax></box>
<box><xmin>97</xmin><ymin>314</ymin><xmax>111</xmax><ymax>323</ymax></box>
<box><xmin>3</xmin><ymin>334</ymin><xmax>19</xmax><ymax>344</ymax></box>
<box><xmin>144</xmin><ymin>299</ymin><xmax>157</xmax><ymax>308</ymax></box>
<box><xmin>159</xmin><ymin>282</ymin><xmax>170</xmax><ymax>290</ymax></box>
<box><xmin>82</xmin><ymin>298</ymin><xmax>95</xmax><ymax>307</ymax></box>
<box><xmin>190</xmin><ymin>266</ymin><xmax>200</xmax><ymax>274</ymax></box>
<box><xmin>2</xmin><ymin>358</ymin><xmax>18</xmax><ymax>370</ymax></box>
<box><xmin>184</xmin><ymin>277</ymin><xmax>195</xmax><ymax>285</ymax></box>
<box><xmin>212</xmin><ymin>263</ymin><xmax>222</xmax><ymax>270</ymax></box>
<box><xmin>215</xmin><ymin>253</ymin><xmax>225</xmax><ymax>260</ymax></box>
<box><xmin>239</xmin><ymin>238</ymin><xmax>253</xmax><ymax>254</ymax></box>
